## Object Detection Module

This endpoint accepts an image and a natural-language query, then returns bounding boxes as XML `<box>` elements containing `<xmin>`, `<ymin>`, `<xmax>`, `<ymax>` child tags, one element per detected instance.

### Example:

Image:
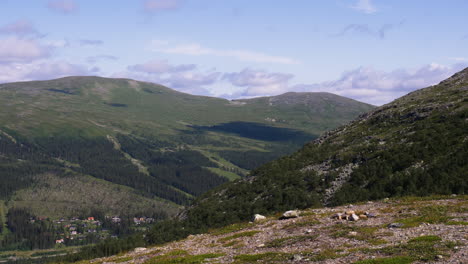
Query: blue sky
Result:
<box><xmin>0</xmin><ymin>0</ymin><xmax>467</xmax><ymax>105</ymax></box>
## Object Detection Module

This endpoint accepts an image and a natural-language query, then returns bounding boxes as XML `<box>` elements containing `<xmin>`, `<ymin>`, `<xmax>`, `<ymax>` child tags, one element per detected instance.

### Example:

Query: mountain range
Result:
<box><xmin>0</xmin><ymin>76</ymin><xmax>373</xmax><ymax>219</ymax></box>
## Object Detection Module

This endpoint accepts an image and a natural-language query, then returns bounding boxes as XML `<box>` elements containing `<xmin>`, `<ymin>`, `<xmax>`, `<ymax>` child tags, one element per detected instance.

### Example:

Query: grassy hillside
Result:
<box><xmin>151</xmin><ymin>67</ymin><xmax>468</xmax><ymax>239</ymax></box>
<box><xmin>61</xmin><ymin>196</ymin><xmax>468</xmax><ymax>264</ymax></box>
<box><xmin>0</xmin><ymin>76</ymin><xmax>373</xmax><ymax>221</ymax></box>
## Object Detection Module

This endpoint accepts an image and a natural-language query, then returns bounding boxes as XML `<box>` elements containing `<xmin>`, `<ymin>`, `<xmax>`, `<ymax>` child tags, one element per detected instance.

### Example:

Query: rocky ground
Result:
<box><xmin>89</xmin><ymin>196</ymin><xmax>467</xmax><ymax>264</ymax></box>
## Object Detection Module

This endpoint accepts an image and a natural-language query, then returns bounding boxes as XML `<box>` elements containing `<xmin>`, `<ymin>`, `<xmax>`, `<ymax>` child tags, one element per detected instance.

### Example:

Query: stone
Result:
<box><xmin>256</xmin><ymin>244</ymin><xmax>265</xmax><ymax>248</ymax></box>
<box><xmin>292</xmin><ymin>254</ymin><xmax>303</xmax><ymax>261</ymax></box>
<box><xmin>359</xmin><ymin>214</ymin><xmax>368</xmax><ymax>219</ymax></box>
<box><xmin>253</xmin><ymin>214</ymin><xmax>267</xmax><ymax>222</ymax></box>
<box><xmin>305</xmin><ymin>229</ymin><xmax>313</xmax><ymax>234</ymax></box>
<box><xmin>365</xmin><ymin>212</ymin><xmax>377</xmax><ymax>218</ymax></box>
<box><xmin>332</xmin><ymin>213</ymin><xmax>343</xmax><ymax>220</ymax></box>
<box><xmin>349</xmin><ymin>214</ymin><xmax>360</xmax><ymax>221</ymax></box>
<box><xmin>388</xmin><ymin>223</ymin><xmax>404</xmax><ymax>228</ymax></box>
<box><xmin>345</xmin><ymin>210</ymin><xmax>355</xmax><ymax>215</ymax></box>
<box><xmin>281</xmin><ymin>210</ymin><xmax>300</xmax><ymax>219</ymax></box>
<box><xmin>348</xmin><ymin>231</ymin><xmax>358</xmax><ymax>236</ymax></box>
<box><xmin>436</xmin><ymin>255</ymin><xmax>443</xmax><ymax>260</ymax></box>
<box><xmin>134</xmin><ymin>247</ymin><xmax>147</xmax><ymax>253</ymax></box>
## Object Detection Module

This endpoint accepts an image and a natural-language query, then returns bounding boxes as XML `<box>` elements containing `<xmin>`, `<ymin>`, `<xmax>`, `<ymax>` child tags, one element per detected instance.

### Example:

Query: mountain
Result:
<box><xmin>177</xmin><ymin>67</ymin><xmax>467</xmax><ymax>233</ymax></box>
<box><xmin>0</xmin><ymin>76</ymin><xmax>373</xmax><ymax>220</ymax></box>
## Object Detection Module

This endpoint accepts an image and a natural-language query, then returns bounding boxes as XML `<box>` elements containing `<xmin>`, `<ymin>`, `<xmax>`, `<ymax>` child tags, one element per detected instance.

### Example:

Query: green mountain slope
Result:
<box><xmin>181</xmin><ymin>67</ymin><xmax>468</xmax><ymax>231</ymax></box>
<box><xmin>0</xmin><ymin>76</ymin><xmax>373</xmax><ymax>219</ymax></box>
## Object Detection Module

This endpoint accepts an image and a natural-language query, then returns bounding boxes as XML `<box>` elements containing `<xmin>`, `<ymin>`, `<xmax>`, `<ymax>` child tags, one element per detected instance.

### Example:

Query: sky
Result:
<box><xmin>0</xmin><ymin>0</ymin><xmax>467</xmax><ymax>105</ymax></box>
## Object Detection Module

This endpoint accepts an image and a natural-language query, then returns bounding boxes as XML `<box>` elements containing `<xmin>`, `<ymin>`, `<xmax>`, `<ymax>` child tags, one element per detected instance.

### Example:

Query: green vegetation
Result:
<box><xmin>354</xmin><ymin>235</ymin><xmax>455</xmax><ymax>263</ymax></box>
<box><xmin>354</xmin><ymin>256</ymin><xmax>413</xmax><ymax>264</ymax></box>
<box><xmin>265</xmin><ymin>234</ymin><xmax>318</xmax><ymax>248</ymax></box>
<box><xmin>170</xmin><ymin>68</ymin><xmax>468</xmax><ymax>242</ymax></box>
<box><xmin>330</xmin><ymin>225</ymin><xmax>387</xmax><ymax>245</ymax></box>
<box><xmin>396</xmin><ymin>204</ymin><xmax>465</xmax><ymax>227</ymax></box>
<box><xmin>0</xmin><ymin>76</ymin><xmax>372</xmax><ymax>253</ymax></box>
<box><xmin>233</xmin><ymin>252</ymin><xmax>290</xmax><ymax>263</ymax></box>
<box><xmin>218</xmin><ymin>231</ymin><xmax>261</xmax><ymax>242</ymax></box>
<box><xmin>144</xmin><ymin>250</ymin><xmax>223</xmax><ymax>264</ymax></box>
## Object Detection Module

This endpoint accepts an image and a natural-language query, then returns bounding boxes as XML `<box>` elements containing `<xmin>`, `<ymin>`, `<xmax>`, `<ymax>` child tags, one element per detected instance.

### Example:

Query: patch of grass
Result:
<box><xmin>330</xmin><ymin>225</ymin><xmax>386</xmax><ymax>245</ymax></box>
<box><xmin>218</xmin><ymin>230</ymin><xmax>261</xmax><ymax>242</ymax></box>
<box><xmin>368</xmin><ymin>235</ymin><xmax>451</xmax><ymax>262</ymax></box>
<box><xmin>233</xmin><ymin>252</ymin><xmax>290</xmax><ymax>263</ymax></box>
<box><xmin>113</xmin><ymin>256</ymin><xmax>133</xmax><ymax>263</ymax></box>
<box><xmin>265</xmin><ymin>235</ymin><xmax>318</xmax><ymax>248</ymax></box>
<box><xmin>307</xmin><ymin>248</ymin><xmax>345</xmax><ymax>261</ymax></box>
<box><xmin>353</xmin><ymin>256</ymin><xmax>413</xmax><ymax>264</ymax></box>
<box><xmin>145</xmin><ymin>251</ymin><xmax>224</xmax><ymax>264</ymax></box>
<box><xmin>396</xmin><ymin>205</ymin><xmax>451</xmax><ymax>227</ymax></box>
<box><xmin>408</xmin><ymin>235</ymin><xmax>441</xmax><ymax>243</ymax></box>
<box><xmin>209</xmin><ymin>222</ymin><xmax>252</xmax><ymax>236</ymax></box>
<box><xmin>281</xmin><ymin>218</ymin><xmax>320</xmax><ymax>230</ymax></box>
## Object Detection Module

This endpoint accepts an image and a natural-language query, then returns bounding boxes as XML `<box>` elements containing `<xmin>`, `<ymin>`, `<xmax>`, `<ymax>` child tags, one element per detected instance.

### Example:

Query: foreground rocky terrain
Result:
<box><xmin>86</xmin><ymin>196</ymin><xmax>467</xmax><ymax>264</ymax></box>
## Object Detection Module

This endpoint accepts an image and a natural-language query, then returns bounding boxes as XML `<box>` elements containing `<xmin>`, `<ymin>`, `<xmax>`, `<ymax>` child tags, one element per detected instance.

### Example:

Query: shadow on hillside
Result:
<box><xmin>191</xmin><ymin>122</ymin><xmax>316</xmax><ymax>143</ymax></box>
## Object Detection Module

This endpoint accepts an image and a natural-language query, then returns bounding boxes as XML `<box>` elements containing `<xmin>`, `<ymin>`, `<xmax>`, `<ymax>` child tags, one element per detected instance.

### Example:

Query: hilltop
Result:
<box><xmin>82</xmin><ymin>196</ymin><xmax>468</xmax><ymax>264</ymax></box>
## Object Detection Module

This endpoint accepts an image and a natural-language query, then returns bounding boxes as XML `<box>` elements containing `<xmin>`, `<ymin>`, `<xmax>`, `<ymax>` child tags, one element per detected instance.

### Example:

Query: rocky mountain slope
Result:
<box><xmin>85</xmin><ymin>196</ymin><xmax>468</xmax><ymax>264</ymax></box>
<box><xmin>178</xmin><ymin>67</ymin><xmax>467</xmax><ymax>234</ymax></box>
<box><xmin>0</xmin><ymin>76</ymin><xmax>373</xmax><ymax>219</ymax></box>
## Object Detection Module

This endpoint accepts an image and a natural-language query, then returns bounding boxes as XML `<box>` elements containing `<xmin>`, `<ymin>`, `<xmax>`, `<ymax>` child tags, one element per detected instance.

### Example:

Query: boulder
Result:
<box><xmin>252</xmin><ymin>214</ymin><xmax>266</xmax><ymax>222</ymax></box>
<box><xmin>359</xmin><ymin>214</ymin><xmax>368</xmax><ymax>219</ymax></box>
<box><xmin>345</xmin><ymin>210</ymin><xmax>355</xmax><ymax>215</ymax></box>
<box><xmin>349</xmin><ymin>214</ymin><xmax>360</xmax><ymax>221</ymax></box>
<box><xmin>387</xmin><ymin>223</ymin><xmax>404</xmax><ymax>228</ymax></box>
<box><xmin>281</xmin><ymin>210</ymin><xmax>300</xmax><ymax>219</ymax></box>
<box><xmin>332</xmin><ymin>213</ymin><xmax>343</xmax><ymax>220</ymax></box>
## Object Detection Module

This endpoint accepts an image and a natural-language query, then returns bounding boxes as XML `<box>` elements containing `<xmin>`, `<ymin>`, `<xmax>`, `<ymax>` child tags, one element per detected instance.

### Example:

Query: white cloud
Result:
<box><xmin>350</xmin><ymin>0</ymin><xmax>377</xmax><ymax>14</ymax></box>
<box><xmin>292</xmin><ymin>63</ymin><xmax>467</xmax><ymax>105</ymax></box>
<box><xmin>119</xmin><ymin>59</ymin><xmax>220</xmax><ymax>95</ymax></box>
<box><xmin>128</xmin><ymin>59</ymin><xmax>196</xmax><ymax>74</ymax></box>
<box><xmin>0</xmin><ymin>37</ymin><xmax>51</xmax><ymax>63</ymax></box>
<box><xmin>86</xmin><ymin>55</ymin><xmax>118</xmax><ymax>64</ymax></box>
<box><xmin>0</xmin><ymin>20</ymin><xmax>40</xmax><ymax>36</ymax></box>
<box><xmin>144</xmin><ymin>0</ymin><xmax>183</xmax><ymax>13</ymax></box>
<box><xmin>47</xmin><ymin>0</ymin><xmax>78</xmax><ymax>14</ymax></box>
<box><xmin>150</xmin><ymin>40</ymin><xmax>299</xmax><ymax>64</ymax></box>
<box><xmin>223</xmin><ymin>69</ymin><xmax>294</xmax><ymax>96</ymax></box>
<box><xmin>0</xmin><ymin>61</ymin><xmax>93</xmax><ymax>83</ymax></box>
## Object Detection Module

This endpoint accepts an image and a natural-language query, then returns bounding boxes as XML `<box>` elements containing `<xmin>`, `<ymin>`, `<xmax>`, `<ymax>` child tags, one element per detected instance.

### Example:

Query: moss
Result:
<box><xmin>209</xmin><ymin>222</ymin><xmax>252</xmax><ymax>236</ymax></box>
<box><xmin>353</xmin><ymin>256</ymin><xmax>413</xmax><ymax>264</ymax></box>
<box><xmin>265</xmin><ymin>234</ymin><xmax>318</xmax><ymax>248</ymax></box>
<box><xmin>218</xmin><ymin>230</ymin><xmax>261</xmax><ymax>242</ymax></box>
<box><xmin>408</xmin><ymin>235</ymin><xmax>441</xmax><ymax>243</ymax></box>
<box><xmin>233</xmin><ymin>252</ymin><xmax>290</xmax><ymax>263</ymax></box>
<box><xmin>145</xmin><ymin>251</ymin><xmax>224</xmax><ymax>264</ymax></box>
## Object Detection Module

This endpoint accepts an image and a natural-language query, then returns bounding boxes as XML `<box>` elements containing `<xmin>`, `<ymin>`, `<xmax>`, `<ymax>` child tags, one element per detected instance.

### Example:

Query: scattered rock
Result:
<box><xmin>291</xmin><ymin>254</ymin><xmax>303</xmax><ymax>261</ymax></box>
<box><xmin>348</xmin><ymin>231</ymin><xmax>358</xmax><ymax>236</ymax></box>
<box><xmin>349</xmin><ymin>214</ymin><xmax>360</xmax><ymax>221</ymax></box>
<box><xmin>281</xmin><ymin>210</ymin><xmax>300</xmax><ymax>219</ymax></box>
<box><xmin>305</xmin><ymin>229</ymin><xmax>313</xmax><ymax>234</ymax></box>
<box><xmin>253</xmin><ymin>214</ymin><xmax>266</xmax><ymax>222</ymax></box>
<box><xmin>256</xmin><ymin>244</ymin><xmax>265</xmax><ymax>248</ymax></box>
<box><xmin>332</xmin><ymin>213</ymin><xmax>343</xmax><ymax>220</ymax></box>
<box><xmin>365</xmin><ymin>212</ymin><xmax>377</xmax><ymax>218</ymax></box>
<box><xmin>134</xmin><ymin>247</ymin><xmax>147</xmax><ymax>253</ymax></box>
<box><xmin>388</xmin><ymin>223</ymin><xmax>404</xmax><ymax>228</ymax></box>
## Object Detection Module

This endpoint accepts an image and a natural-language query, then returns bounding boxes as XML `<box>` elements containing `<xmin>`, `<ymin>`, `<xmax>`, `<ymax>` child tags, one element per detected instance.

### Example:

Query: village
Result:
<box><xmin>29</xmin><ymin>216</ymin><xmax>156</xmax><ymax>247</ymax></box>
